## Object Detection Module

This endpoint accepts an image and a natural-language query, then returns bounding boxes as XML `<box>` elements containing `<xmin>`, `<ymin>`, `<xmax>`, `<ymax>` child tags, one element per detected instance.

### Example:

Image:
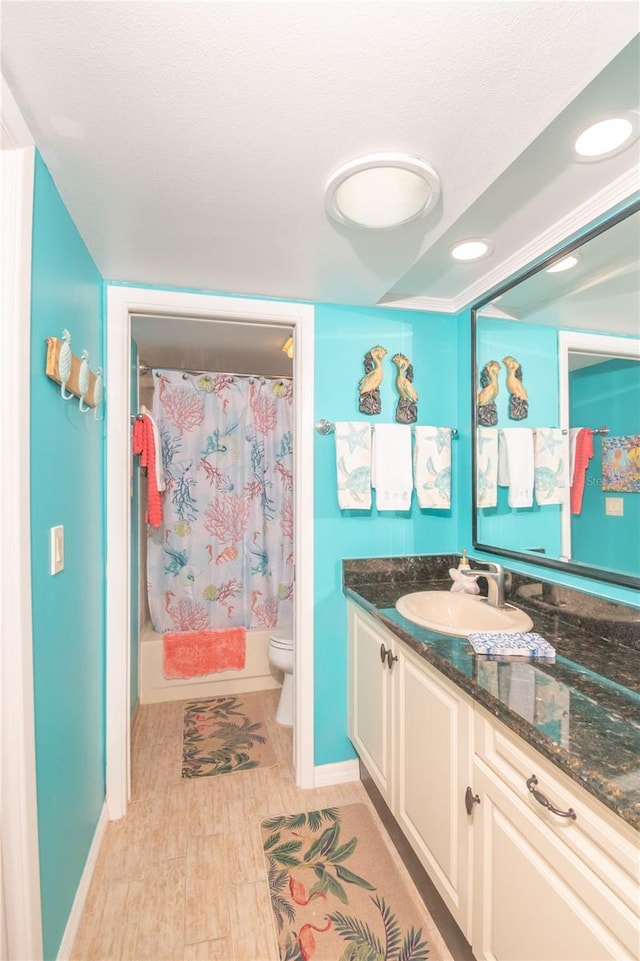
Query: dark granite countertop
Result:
<box><xmin>343</xmin><ymin>555</ymin><xmax>640</xmax><ymax>832</ymax></box>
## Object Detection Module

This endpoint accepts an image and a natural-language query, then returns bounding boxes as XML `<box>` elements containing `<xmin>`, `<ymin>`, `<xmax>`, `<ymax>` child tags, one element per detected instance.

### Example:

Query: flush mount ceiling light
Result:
<box><xmin>574</xmin><ymin>112</ymin><xmax>639</xmax><ymax>162</ymax></box>
<box><xmin>324</xmin><ymin>153</ymin><xmax>441</xmax><ymax>229</ymax></box>
<box><xmin>450</xmin><ymin>238</ymin><xmax>494</xmax><ymax>262</ymax></box>
<box><xmin>546</xmin><ymin>253</ymin><xmax>580</xmax><ymax>274</ymax></box>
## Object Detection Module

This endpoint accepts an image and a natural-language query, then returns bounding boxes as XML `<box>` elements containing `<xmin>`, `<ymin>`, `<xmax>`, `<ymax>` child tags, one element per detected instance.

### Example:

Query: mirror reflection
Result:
<box><xmin>472</xmin><ymin>204</ymin><xmax>640</xmax><ymax>587</ymax></box>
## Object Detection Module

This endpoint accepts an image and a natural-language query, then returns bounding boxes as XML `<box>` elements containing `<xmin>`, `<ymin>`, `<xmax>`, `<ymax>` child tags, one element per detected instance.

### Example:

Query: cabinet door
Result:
<box><xmin>395</xmin><ymin>646</ymin><xmax>474</xmax><ymax>938</ymax></box>
<box><xmin>347</xmin><ymin>605</ymin><xmax>394</xmax><ymax>803</ymax></box>
<box><xmin>471</xmin><ymin>757</ymin><xmax>637</xmax><ymax>961</ymax></box>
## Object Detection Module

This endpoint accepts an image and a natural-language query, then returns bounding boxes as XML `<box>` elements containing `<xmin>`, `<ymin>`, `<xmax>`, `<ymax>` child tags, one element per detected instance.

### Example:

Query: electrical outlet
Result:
<box><xmin>50</xmin><ymin>525</ymin><xmax>64</xmax><ymax>574</ymax></box>
<box><xmin>605</xmin><ymin>497</ymin><xmax>624</xmax><ymax>517</ymax></box>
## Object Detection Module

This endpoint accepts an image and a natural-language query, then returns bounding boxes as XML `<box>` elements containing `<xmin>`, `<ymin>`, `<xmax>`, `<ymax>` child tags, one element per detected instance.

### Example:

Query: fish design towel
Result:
<box><xmin>498</xmin><ymin>428</ymin><xmax>534</xmax><ymax>508</ymax></box>
<box><xmin>372</xmin><ymin>424</ymin><xmax>413</xmax><ymax>511</ymax></box>
<box><xmin>534</xmin><ymin>428</ymin><xmax>568</xmax><ymax>505</ymax></box>
<box><xmin>476</xmin><ymin>427</ymin><xmax>498</xmax><ymax>508</ymax></box>
<box><xmin>163</xmin><ymin>627</ymin><xmax>246</xmax><ymax>678</ymax></box>
<box><xmin>570</xmin><ymin>428</ymin><xmax>594</xmax><ymax>515</ymax></box>
<box><xmin>468</xmin><ymin>631</ymin><xmax>556</xmax><ymax>659</ymax></box>
<box><xmin>335</xmin><ymin>421</ymin><xmax>372</xmax><ymax>509</ymax></box>
<box><xmin>413</xmin><ymin>426</ymin><xmax>452</xmax><ymax>509</ymax></box>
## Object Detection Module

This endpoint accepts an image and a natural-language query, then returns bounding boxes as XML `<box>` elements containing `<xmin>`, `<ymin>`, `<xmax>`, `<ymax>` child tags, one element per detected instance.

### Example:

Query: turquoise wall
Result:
<box><xmin>475</xmin><ymin>317</ymin><xmax>561</xmax><ymax>556</ymax></box>
<box><xmin>30</xmin><ymin>154</ymin><xmax>105</xmax><ymax>959</ymax></box>
<box><xmin>313</xmin><ymin>303</ymin><xmax>461</xmax><ymax>764</ymax></box>
<box><xmin>570</xmin><ymin>358</ymin><xmax>640</xmax><ymax>576</ymax></box>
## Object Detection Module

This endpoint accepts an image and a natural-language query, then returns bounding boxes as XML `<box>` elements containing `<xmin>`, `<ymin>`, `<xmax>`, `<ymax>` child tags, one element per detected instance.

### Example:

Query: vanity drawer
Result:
<box><xmin>473</xmin><ymin>706</ymin><xmax>640</xmax><ymax>915</ymax></box>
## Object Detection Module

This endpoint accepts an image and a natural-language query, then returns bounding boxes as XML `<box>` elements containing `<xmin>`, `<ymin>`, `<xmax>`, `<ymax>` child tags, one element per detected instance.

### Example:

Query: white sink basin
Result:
<box><xmin>395</xmin><ymin>591</ymin><xmax>533</xmax><ymax>637</ymax></box>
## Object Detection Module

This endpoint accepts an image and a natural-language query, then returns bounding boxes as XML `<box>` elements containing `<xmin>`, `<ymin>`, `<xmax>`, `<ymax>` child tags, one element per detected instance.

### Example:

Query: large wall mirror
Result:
<box><xmin>471</xmin><ymin>201</ymin><xmax>640</xmax><ymax>589</ymax></box>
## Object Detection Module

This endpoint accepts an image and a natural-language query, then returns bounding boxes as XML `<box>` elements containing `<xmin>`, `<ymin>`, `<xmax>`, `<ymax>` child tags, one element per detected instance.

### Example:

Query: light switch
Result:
<box><xmin>50</xmin><ymin>525</ymin><xmax>64</xmax><ymax>574</ymax></box>
<box><xmin>605</xmin><ymin>497</ymin><xmax>624</xmax><ymax>517</ymax></box>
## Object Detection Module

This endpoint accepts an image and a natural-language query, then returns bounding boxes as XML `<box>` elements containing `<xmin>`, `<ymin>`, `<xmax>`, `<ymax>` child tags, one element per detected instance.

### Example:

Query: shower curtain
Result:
<box><xmin>147</xmin><ymin>368</ymin><xmax>294</xmax><ymax>632</ymax></box>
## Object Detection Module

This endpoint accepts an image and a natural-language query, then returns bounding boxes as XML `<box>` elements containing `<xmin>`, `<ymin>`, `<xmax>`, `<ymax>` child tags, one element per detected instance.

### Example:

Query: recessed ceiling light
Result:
<box><xmin>325</xmin><ymin>153</ymin><xmax>441</xmax><ymax>229</ymax></box>
<box><xmin>546</xmin><ymin>254</ymin><xmax>580</xmax><ymax>274</ymax></box>
<box><xmin>574</xmin><ymin>112</ymin><xmax>639</xmax><ymax>161</ymax></box>
<box><xmin>450</xmin><ymin>238</ymin><xmax>493</xmax><ymax>262</ymax></box>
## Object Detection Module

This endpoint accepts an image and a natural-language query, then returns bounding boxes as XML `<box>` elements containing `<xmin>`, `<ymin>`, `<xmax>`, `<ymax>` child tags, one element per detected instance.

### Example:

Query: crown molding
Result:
<box><xmin>378</xmin><ymin>294</ymin><xmax>455</xmax><ymax>313</ymax></box>
<box><xmin>380</xmin><ymin>166</ymin><xmax>640</xmax><ymax>315</ymax></box>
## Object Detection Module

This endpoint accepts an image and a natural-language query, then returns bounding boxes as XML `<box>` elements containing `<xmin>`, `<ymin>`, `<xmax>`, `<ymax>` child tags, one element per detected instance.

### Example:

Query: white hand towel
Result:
<box><xmin>498</xmin><ymin>428</ymin><xmax>534</xmax><ymax>508</ymax></box>
<box><xmin>569</xmin><ymin>427</ymin><xmax>582</xmax><ymax>484</ymax></box>
<box><xmin>140</xmin><ymin>404</ymin><xmax>165</xmax><ymax>491</ymax></box>
<box><xmin>476</xmin><ymin>427</ymin><xmax>498</xmax><ymax>508</ymax></box>
<box><xmin>372</xmin><ymin>424</ymin><xmax>412</xmax><ymax>511</ymax></box>
<box><xmin>413</xmin><ymin>427</ymin><xmax>451</xmax><ymax>509</ymax></box>
<box><xmin>534</xmin><ymin>428</ymin><xmax>568</xmax><ymax>505</ymax></box>
<box><xmin>335</xmin><ymin>421</ymin><xmax>372</xmax><ymax>510</ymax></box>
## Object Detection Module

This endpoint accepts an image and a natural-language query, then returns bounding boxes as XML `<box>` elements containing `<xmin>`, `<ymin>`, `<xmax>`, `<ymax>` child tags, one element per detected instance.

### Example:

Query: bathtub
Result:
<box><xmin>139</xmin><ymin>623</ymin><xmax>282</xmax><ymax>704</ymax></box>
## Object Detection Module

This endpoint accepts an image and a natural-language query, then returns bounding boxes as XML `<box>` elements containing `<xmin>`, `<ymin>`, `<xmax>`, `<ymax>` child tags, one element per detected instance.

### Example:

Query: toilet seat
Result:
<box><xmin>268</xmin><ymin>628</ymin><xmax>294</xmax><ymax>726</ymax></box>
<box><xmin>270</xmin><ymin>630</ymin><xmax>293</xmax><ymax>649</ymax></box>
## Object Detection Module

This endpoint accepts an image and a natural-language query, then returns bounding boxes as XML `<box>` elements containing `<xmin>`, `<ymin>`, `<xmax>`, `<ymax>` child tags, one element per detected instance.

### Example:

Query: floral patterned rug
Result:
<box><xmin>262</xmin><ymin>804</ymin><xmax>445</xmax><ymax>961</ymax></box>
<box><xmin>182</xmin><ymin>693</ymin><xmax>277</xmax><ymax>777</ymax></box>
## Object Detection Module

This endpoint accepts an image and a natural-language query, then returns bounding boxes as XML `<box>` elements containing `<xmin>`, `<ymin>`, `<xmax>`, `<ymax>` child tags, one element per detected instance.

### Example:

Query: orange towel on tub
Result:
<box><xmin>163</xmin><ymin>628</ymin><xmax>246</xmax><ymax>679</ymax></box>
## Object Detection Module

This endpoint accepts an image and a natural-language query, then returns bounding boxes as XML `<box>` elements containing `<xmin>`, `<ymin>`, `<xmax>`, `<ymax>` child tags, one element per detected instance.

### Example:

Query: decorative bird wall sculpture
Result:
<box><xmin>358</xmin><ymin>345</ymin><xmax>387</xmax><ymax>415</ymax></box>
<box><xmin>503</xmin><ymin>355</ymin><xmax>529</xmax><ymax>420</ymax></box>
<box><xmin>477</xmin><ymin>359</ymin><xmax>501</xmax><ymax>427</ymax></box>
<box><xmin>391</xmin><ymin>352</ymin><xmax>418</xmax><ymax>424</ymax></box>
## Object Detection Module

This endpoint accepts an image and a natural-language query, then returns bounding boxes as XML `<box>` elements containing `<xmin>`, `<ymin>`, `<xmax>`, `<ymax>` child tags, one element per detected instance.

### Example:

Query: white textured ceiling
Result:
<box><xmin>2</xmin><ymin>1</ymin><xmax>639</xmax><ymax>319</ymax></box>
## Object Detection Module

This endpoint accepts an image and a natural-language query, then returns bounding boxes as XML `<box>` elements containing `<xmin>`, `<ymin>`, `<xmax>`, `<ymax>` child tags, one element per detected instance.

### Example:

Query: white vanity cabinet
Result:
<box><xmin>347</xmin><ymin>600</ymin><xmax>396</xmax><ymax>805</ymax></box>
<box><xmin>471</xmin><ymin>712</ymin><xmax>640</xmax><ymax>961</ymax></box>
<box><xmin>346</xmin><ymin>600</ymin><xmax>640</xmax><ymax>961</ymax></box>
<box><xmin>347</xmin><ymin>601</ymin><xmax>474</xmax><ymax>936</ymax></box>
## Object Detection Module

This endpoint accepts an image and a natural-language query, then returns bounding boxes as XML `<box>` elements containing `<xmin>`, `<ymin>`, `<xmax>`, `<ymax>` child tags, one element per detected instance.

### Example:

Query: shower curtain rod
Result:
<box><xmin>138</xmin><ymin>363</ymin><xmax>292</xmax><ymax>380</ymax></box>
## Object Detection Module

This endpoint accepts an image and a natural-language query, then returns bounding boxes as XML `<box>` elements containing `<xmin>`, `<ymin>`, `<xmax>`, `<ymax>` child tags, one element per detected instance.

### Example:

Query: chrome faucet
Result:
<box><xmin>461</xmin><ymin>560</ymin><xmax>506</xmax><ymax>608</ymax></box>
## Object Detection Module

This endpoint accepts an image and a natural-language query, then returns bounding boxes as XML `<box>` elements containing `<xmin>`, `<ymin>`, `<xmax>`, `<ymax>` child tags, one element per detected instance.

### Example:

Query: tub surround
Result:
<box><xmin>138</xmin><ymin>624</ymin><xmax>280</xmax><ymax>703</ymax></box>
<box><xmin>343</xmin><ymin>554</ymin><xmax>640</xmax><ymax>830</ymax></box>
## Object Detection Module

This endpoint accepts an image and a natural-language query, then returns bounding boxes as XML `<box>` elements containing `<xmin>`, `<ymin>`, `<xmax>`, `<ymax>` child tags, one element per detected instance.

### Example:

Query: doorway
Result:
<box><xmin>105</xmin><ymin>286</ymin><xmax>315</xmax><ymax>821</ymax></box>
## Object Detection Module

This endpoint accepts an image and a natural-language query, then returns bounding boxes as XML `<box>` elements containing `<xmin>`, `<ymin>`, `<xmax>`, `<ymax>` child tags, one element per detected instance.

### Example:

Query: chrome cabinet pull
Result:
<box><xmin>379</xmin><ymin>643</ymin><xmax>388</xmax><ymax>663</ymax></box>
<box><xmin>465</xmin><ymin>786</ymin><xmax>481</xmax><ymax>815</ymax></box>
<box><xmin>526</xmin><ymin>775</ymin><xmax>576</xmax><ymax>820</ymax></box>
<box><xmin>386</xmin><ymin>649</ymin><xmax>398</xmax><ymax>670</ymax></box>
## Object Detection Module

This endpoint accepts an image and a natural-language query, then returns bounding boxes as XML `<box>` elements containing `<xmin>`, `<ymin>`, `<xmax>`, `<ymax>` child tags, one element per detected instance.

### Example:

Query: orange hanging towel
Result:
<box><xmin>570</xmin><ymin>428</ymin><xmax>594</xmax><ymax>515</ymax></box>
<box><xmin>133</xmin><ymin>414</ymin><xmax>163</xmax><ymax>527</ymax></box>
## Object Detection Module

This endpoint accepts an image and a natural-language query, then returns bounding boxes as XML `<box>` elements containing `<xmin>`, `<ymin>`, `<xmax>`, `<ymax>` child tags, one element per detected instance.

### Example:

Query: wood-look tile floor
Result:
<box><xmin>71</xmin><ymin>689</ymin><xmax>453</xmax><ymax>961</ymax></box>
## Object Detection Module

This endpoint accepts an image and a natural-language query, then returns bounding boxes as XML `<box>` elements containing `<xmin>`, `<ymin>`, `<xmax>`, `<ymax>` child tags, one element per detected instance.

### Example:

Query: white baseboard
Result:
<box><xmin>313</xmin><ymin>758</ymin><xmax>360</xmax><ymax>788</ymax></box>
<box><xmin>57</xmin><ymin>803</ymin><xmax>108</xmax><ymax>960</ymax></box>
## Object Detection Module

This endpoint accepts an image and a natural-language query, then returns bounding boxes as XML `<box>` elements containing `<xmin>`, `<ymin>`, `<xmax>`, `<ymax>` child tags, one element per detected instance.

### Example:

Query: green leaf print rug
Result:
<box><xmin>182</xmin><ymin>693</ymin><xmax>277</xmax><ymax>777</ymax></box>
<box><xmin>261</xmin><ymin>804</ymin><xmax>448</xmax><ymax>961</ymax></box>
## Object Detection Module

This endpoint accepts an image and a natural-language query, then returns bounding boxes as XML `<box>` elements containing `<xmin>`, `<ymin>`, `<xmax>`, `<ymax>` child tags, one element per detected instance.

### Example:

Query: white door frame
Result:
<box><xmin>558</xmin><ymin>329</ymin><xmax>640</xmax><ymax>561</ymax></box>
<box><xmin>105</xmin><ymin>286</ymin><xmax>315</xmax><ymax>819</ymax></box>
<box><xmin>1</xmin><ymin>79</ymin><xmax>43</xmax><ymax>960</ymax></box>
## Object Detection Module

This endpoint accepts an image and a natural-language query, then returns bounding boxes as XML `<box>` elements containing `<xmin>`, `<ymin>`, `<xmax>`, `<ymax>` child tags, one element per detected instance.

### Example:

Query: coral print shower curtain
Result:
<box><xmin>147</xmin><ymin>369</ymin><xmax>294</xmax><ymax>633</ymax></box>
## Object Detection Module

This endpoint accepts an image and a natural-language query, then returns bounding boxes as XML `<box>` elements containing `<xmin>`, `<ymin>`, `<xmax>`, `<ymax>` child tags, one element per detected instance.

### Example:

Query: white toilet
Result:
<box><xmin>268</xmin><ymin>628</ymin><xmax>294</xmax><ymax>726</ymax></box>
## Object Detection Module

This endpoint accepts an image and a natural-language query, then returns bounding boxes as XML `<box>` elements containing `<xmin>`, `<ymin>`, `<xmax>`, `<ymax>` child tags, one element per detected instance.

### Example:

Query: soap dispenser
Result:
<box><xmin>449</xmin><ymin>550</ymin><xmax>480</xmax><ymax>594</ymax></box>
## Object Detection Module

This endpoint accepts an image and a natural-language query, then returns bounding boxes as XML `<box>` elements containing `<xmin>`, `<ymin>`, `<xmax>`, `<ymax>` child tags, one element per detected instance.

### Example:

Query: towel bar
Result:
<box><xmin>316</xmin><ymin>419</ymin><xmax>458</xmax><ymax>437</ymax></box>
